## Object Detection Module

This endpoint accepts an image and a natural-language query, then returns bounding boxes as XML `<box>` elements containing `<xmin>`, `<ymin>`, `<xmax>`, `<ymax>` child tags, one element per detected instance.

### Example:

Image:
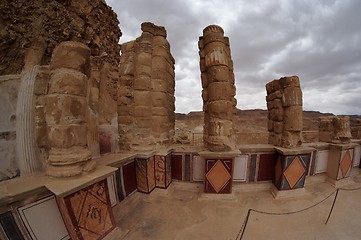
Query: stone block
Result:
<box><xmin>134</xmin><ymin>76</ymin><xmax>151</xmax><ymax>90</ymax></box>
<box><xmin>207</xmin><ymin>65</ymin><xmax>230</xmax><ymax>83</ymax></box>
<box><xmin>280</xmin><ymin>76</ymin><xmax>300</xmax><ymax>88</ymax></box>
<box><xmin>152</xmin><ymin>107</ymin><xmax>168</xmax><ymax>116</ymax></box>
<box><xmin>152</xmin><ymin>56</ymin><xmax>168</xmax><ymax>69</ymax></box>
<box><xmin>271</xmin><ymin>107</ymin><xmax>283</xmax><ymax>121</ymax></box>
<box><xmin>203</xmin><ymin>32</ymin><xmax>226</xmax><ymax>46</ymax></box>
<box><xmin>152</xmin><ymin>78</ymin><xmax>167</xmax><ymax>93</ymax></box>
<box><xmin>152</xmin><ymin>92</ymin><xmax>168</xmax><ymax>107</ymax></box>
<box><xmin>283</xmin><ymin>86</ymin><xmax>302</xmax><ymax>106</ymax></box>
<box><xmin>202</xmin><ymin>89</ymin><xmax>208</xmax><ymax>102</ymax></box>
<box><xmin>119</xmin><ymin>62</ymin><xmax>134</xmax><ymax>76</ymax></box>
<box><xmin>45</xmin><ymin>95</ymin><xmax>87</xmax><ymax>125</ymax></box>
<box><xmin>50</xmin><ymin>41</ymin><xmax>90</xmax><ymax>76</ymax></box>
<box><xmin>266</xmin><ymin>90</ymin><xmax>282</xmax><ymax>102</ymax></box>
<box><xmin>134</xmin><ymin>118</ymin><xmax>152</xmax><ymax>128</ymax></box>
<box><xmin>274</xmin><ymin>121</ymin><xmax>283</xmax><ymax>134</ymax></box>
<box><xmin>208</xmin><ymin>101</ymin><xmax>232</xmax><ymax>119</ymax></box>
<box><xmin>135</xmin><ymin>64</ymin><xmax>151</xmax><ymax>77</ymax></box>
<box><xmin>204</xmin><ymin>41</ymin><xmax>226</xmax><ymax>55</ymax></box>
<box><xmin>136</xmin><ymin>52</ymin><xmax>152</xmax><ymax>66</ymax></box>
<box><xmin>141</xmin><ymin>22</ymin><xmax>167</xmax><ymax>37</ymax></box>
<box><xmin>267</xmin><ymin>100</ymin><xmax>274</xmax><ymax>110</ymax></box>
<box><xmin>118</xmin><ymin>115</ymin><xmax>133</xmax><ymax>125</ymax></box>
<box><xmin>133</xmin><ymin>91</ymin><xmax>151</xmax><ymax>106</ymax></box>
<box><xmin>282</xmin><ymin>131</ymin><xmax>303</xmax><ymax>148</ymax></box>
<box><xmin>153</xmin><ymin>35</ymin><xmax>170</xmax><ymax>49</ymax></box>
<box><xmin>47</xmin><ymin>125</ymin><xmax>87</xmax><ymax>148</ymax></box>
<box><xmin>48</xmin><ymin>69</ymin><xmax>87</xmax><ymax>96</ymax></box>
<box><xmin>153</xmin><ymin>46</ymin><xmax>169</xmax><ymax>58</ymax></box>
<box><xmin>134</xmin><ymin>106</ymin><xmax>152</xmax><ymax>117</ymax></box>
<box><xmin>117</xmin><ymin>106</ymin><xmax>133</xmax><ymax>116</ymax></box>
<box><xmin>121</xmin><ymin>41</ymin><xmax>135</xmax><ymax>52</ymax></box>
<box><xmin>35</xmin><ymin>125</ymin><xmax>47</xmax><ymax>147</ymax></box>
<box><xmin>284</xmin><ymin>106</ymin><xmax>303</xmax><ymax>131</ymax></box>
<box><xmin>267</xmin><ymin>120</ymin><xmax>274</xmax><ymax>132</ymax></box>
<box><xmin>207</xmin><ymin>82</ymin><xmax>230</xmax><ymax>101</ymax></box>
<box><xmin>205</xmin><ymin>49</ymin><xmax>228</xmax><ymax>67</ymax></box>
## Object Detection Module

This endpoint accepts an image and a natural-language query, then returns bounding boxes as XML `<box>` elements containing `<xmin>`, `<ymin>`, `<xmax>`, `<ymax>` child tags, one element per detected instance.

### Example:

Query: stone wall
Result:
<box><xmin>0</xmin><ymin>75</ymin><xmax>20</xmax><ymax>181</ymax></box>
<box><xmin>0</xmin><ymin>0</ymin><xmax>122</xmax><ymax>156</ymax></box>
<box><xmin>198</xmin><ymin>25</ymin><xmax>237</xmax><ymax>152</ymax></box>
<box><xmin>118</xmin><ymin>22</ymin><xmax>175</xmax><ymax>150</ymax></box>
<box><xmin>266</xmin><ymin>76</ymin><xmax>303</xmax><ymax>148</ymax></box>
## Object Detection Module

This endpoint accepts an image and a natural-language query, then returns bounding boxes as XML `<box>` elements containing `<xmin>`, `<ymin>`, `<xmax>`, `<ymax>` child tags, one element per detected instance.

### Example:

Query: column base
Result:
<box><xmin>326</xmin><ymin>176</ymin><xmax>355</xmax><ymax>188</ymax></box>
<box><xmin>270</xmin><ymin>184</ymin><xmax>307</xmax><ymax>199</ymax></box>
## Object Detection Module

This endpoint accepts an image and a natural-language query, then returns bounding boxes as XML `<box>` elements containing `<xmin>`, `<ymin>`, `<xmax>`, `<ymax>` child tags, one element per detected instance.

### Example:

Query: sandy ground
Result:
<box><xmin>110</xmin><ymin>168</ymin><xmax>361</xmax><ymax>240</ymax></box>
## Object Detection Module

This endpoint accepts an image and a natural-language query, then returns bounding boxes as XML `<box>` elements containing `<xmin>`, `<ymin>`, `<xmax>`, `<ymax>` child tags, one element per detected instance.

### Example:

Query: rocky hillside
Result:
<box><xmin>175</xmin><ymin>109</ymin><xmax>361</xmax><ymax>145</ymax></box>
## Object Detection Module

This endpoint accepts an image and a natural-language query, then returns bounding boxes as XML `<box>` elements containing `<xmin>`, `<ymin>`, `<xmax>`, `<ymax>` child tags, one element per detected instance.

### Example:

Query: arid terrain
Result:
<box><xmin>175</xmin><ymin>109</ymin><xmax>360</xmax><ymax>145</ymax></box>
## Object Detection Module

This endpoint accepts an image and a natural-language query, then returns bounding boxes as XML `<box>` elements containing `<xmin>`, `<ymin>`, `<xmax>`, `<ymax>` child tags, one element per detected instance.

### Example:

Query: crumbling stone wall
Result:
<box><xmin>266</xmin><ymin>76</ymin><xmax>303</xmax><ymax>148</ymax></box>
<box><xmin>0</xmin><ymin>0</ymin><xmax>122</xmax><ymax>155</ymax></box>
<box><xmin>319</xmin><ymin>116</ymin><xmax>352</xmax><ymax>143</ymax></box>
<box><xmin>198</xmin><ymin>25</ymin><xmax>237</xmax><ymax>152</ymax></box>
<box><xmin>118</xmin><ymin>22</ymin><xmax>175</xmax><ymax>150</ymax></box>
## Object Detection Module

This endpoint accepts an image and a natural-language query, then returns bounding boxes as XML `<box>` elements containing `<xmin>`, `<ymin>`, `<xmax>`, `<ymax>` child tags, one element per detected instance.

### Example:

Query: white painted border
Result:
<box><xmin>353</xmin><ymin>145</ymin><xmax>361</xmax><ymax>167</ymax></box>
<box><xmin>107</xmin><ymin>174</ymin><xmax>118</xmax><ymax>207</ymax></box>
<box><xmin>233</xmin><ymin>155</ymin><xmax>248</xmax><ymax>182</ymax></box>
<box><xmin>17</xmin><ymin>195</ymin><xmax>70</xmax><ymax>240</ymax></box>
<box><xmin>192</xmin><ymin>155</ymin><xmax>204</xmax><ymax>181</ymax></box>
<box><xmin>315</xmin><ymin>150</ymin><xmax>329</xmax><ymax>174</ymax></box>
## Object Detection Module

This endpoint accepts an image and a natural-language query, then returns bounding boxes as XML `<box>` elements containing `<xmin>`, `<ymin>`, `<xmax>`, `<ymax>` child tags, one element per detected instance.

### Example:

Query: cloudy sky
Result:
<box><xmin>106</xmin><ymin>0</ymin><xmax>361</xmax><ymax>115</ymax></box>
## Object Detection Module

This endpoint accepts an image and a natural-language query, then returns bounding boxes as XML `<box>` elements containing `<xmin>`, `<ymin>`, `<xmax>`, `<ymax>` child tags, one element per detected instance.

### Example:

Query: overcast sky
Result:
<box><xmin>106</xmin><ymin>0</ymin><xmax>361</xmax><ymax>115</ymax></box>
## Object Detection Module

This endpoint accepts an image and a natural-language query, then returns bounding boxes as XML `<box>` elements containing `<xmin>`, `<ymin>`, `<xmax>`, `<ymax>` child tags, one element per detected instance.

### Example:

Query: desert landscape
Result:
<box><xmin>175</xmin><ymin>109</ymin><xmax>360</xmax><ymax>145</ymax></box>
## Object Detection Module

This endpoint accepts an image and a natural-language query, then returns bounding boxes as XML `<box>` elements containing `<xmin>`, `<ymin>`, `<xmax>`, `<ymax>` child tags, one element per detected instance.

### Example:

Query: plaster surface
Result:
<box><xmin>112</xmin><ymin>168</ymin><xmax>361</xmax><ymax>240</ymax></box>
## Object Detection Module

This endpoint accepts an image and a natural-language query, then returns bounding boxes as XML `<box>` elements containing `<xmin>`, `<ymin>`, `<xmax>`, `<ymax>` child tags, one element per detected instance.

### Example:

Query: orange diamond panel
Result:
<box><xmin>284</xmin><ymin>156</ymin><xmax>305</xmax><ymax>189</ymax></box>
<box><xmin>206</xmin><ymin>160</ymin><xmax>231</xmax><ymax>193</ymax></box>
<box><xmin>340</xmin><ymin>150</ymin><xmax>352</xmax><ymax>178</ymax></box>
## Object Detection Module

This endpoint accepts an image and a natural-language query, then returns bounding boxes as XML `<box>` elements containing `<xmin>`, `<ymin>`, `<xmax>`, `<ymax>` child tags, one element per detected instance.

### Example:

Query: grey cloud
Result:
<box><xmin>106</xmin><ymin>0</ymin><xmax>361</xmax><ymax>115</ymax></box>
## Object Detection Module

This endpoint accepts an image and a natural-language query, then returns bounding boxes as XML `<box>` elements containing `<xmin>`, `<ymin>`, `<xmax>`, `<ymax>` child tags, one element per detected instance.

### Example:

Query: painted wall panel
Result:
<box><xmin>315</xmin><ymin>150</ymin><xmax>329</xmax><ymax>174</ymax></box>
<box><xmin>192</xmin><ymin>155</ymin><xmax>204</xmax><ymax>181</ymax></box>
<box><xmin>107</xmin><ymin>175</ymin><xmax>118</xmax><ymax>207</ymax></box>
<box><xmin>17</xmin><ymin>195</ymin><xmax>70</xmax><ymax>240</ymax></box>
<box><xmin>233</xmin><ymin>155</ymin><xmax>248</xmax><ymax>182</ymax></box>
<box><xmin>122</xmin><ymin>161</ymin><xmax>137</xmax><ymax>196</ymax></box>
<box><xmin>353</xmin><ymin>145</ymin><xmax>361</xmax><ymax>167</ymax></box>
<box><xmin>171</xmin><ymin>154</ymin><xmax>182</xmax><ymax>180</ymax></box>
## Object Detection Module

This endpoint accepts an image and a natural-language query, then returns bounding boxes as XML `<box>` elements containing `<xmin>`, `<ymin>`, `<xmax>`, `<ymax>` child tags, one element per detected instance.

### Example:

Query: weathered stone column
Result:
<box><xmin>45</xmin><ymin>41</ymin><xmax>95</xmax><ymax>177</ymax></box>
<box><xmin>266</xmin><ymin>76</ymin><xmax>312</xmax><ymax>196</ymax></box>
<box><xmin>198</xmin><ymin>25</ymin><xmax>237</xmax><ymax>152</ymax></box>
<box><xmin>266</xmin><ymin>76</ymin><xmax>303</xmax><ymax>148</ymax></box>
<box><xmin>118</xmin><ymin>22</ymin><xmax>175</xmax><ymax>150</ymax></box>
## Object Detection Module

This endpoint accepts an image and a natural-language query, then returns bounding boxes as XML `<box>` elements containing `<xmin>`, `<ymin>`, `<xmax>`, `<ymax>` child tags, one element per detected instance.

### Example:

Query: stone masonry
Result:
<box><xmin>198</xmin><ymin>25</ymin><xmax>237</xmax><ymax>152</ymax></box>
<box><xmin>45</xmin><ymin>41</ymin><xmax>95</xmax><ymax>177</ymax></box>
<box><xmin>319</xmin><ymin>116</ymin><xmax>352</xmax><ymax>144</ymax></box>
<box><xmin>118</xmin><ymin>22</ymin><xmax>175</xmax><ymax>150</ymax></box>
<box><xmin>266</xmin><ymin>76</ymin><xmax>303</xmax><ymax>148</ymax></box>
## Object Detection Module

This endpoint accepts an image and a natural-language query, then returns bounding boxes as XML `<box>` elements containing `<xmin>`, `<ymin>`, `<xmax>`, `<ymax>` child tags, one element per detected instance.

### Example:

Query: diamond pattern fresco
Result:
<box><xmin>284</xmin><ymin>156</ymin><xmax>305</xmax><ymax>188</ymax></box>
<box><xmin>340</xmin><ymin>150</ymin><xmax>352</xmax><ymax>178</ymax></box>
<box><xmin>64</xmin><ymin>180</ymin><xmax>114</xmax><ymax>240</ymax></box>
<box><xmin>206</xmin><ymin>160</ymin><xmax>231</xmax><ymax>193</ymax></box>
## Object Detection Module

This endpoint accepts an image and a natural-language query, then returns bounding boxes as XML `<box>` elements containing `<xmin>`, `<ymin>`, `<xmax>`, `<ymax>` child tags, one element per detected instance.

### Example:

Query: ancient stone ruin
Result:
<box><xmin>319</xmin><ymin>116</ymin><xmax>352</xmax><ymax>144</ymax></box>
<box><xmin>0</xmin><ymin>1</ymin><xmax>360</xmax><ymax>239</ymax></box>
<box><xmin>198</xmin><ymin>25</ymin><xmax>237</xmax><ymax>152</ymax></box>
<box><xmin>118</xmin><ymin>22</ymin><xmax>175</xmax><ymax>151</ymax></box>
<box><xmin>266</xmin><ymin>76</ymin><xmax>303</xmax><ymax>148</ymax></box>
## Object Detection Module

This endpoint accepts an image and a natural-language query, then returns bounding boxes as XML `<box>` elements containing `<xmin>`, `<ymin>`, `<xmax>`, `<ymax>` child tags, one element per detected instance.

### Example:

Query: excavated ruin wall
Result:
<box><xmin>0</xmin><ymin>0</ymin><xmax>122</xmax><ymax>156</ymax></box>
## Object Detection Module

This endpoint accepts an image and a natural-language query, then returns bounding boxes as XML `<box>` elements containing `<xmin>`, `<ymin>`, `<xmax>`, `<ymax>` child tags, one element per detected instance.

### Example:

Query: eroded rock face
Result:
<box><xmin>198</xmin><ymin>25</ymin><xmax>237</xmax><ymax>152</ymax></box>
<box><xmin>319</xmin><ymin>116</ymin><xmax>352</xmax><ymax>144</ymax></box>
<box><xmin>266</xmin><ymin>76</ymin><xmax>303</xmax><ymax>148</ymax></box>
<box><xmin>45</xmin><ymin>41</ymin><xmax>95</xmax><ymax>177</ymax></box>
<box><xmin>118</xmin><ymin>22</ymin><xmax>175</xmax><ymax>150</ymax></box>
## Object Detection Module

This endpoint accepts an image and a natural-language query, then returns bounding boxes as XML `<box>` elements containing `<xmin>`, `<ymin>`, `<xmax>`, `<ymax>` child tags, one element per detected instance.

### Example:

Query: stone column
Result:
<box><xmin>45</xmin><ymin>41</ymin><xmax>95</xmax><ymax>177</ymax></box>
<box><xmin>118</xmin><ymin>22</ymin><xmax>175</xmax><ymax>150</ymax></box>
<box><xmin>266</xmin><ymin>76</ymin><xmax>303</xmax><ymax>148</ymax></box>
<box><xmin>198</xmin><ymin>25</ymin><xmax>237</xmax><ymax>152</ymax></box>
<box><xmin>319</xmin><ymin>116</ymin><xmax>352</xmax><ymax>144</ymax></box>
<box><xmin>266</xmin><ymin>76</ymin><xmax>312</xmax><ymax>196</ymax></box>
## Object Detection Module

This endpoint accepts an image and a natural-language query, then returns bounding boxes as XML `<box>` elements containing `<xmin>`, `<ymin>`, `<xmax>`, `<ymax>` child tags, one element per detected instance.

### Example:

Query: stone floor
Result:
<box><xmin>110</xmin><ymin>168</ymin><xmax>361</xmax><ymax>240</ymax></box>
